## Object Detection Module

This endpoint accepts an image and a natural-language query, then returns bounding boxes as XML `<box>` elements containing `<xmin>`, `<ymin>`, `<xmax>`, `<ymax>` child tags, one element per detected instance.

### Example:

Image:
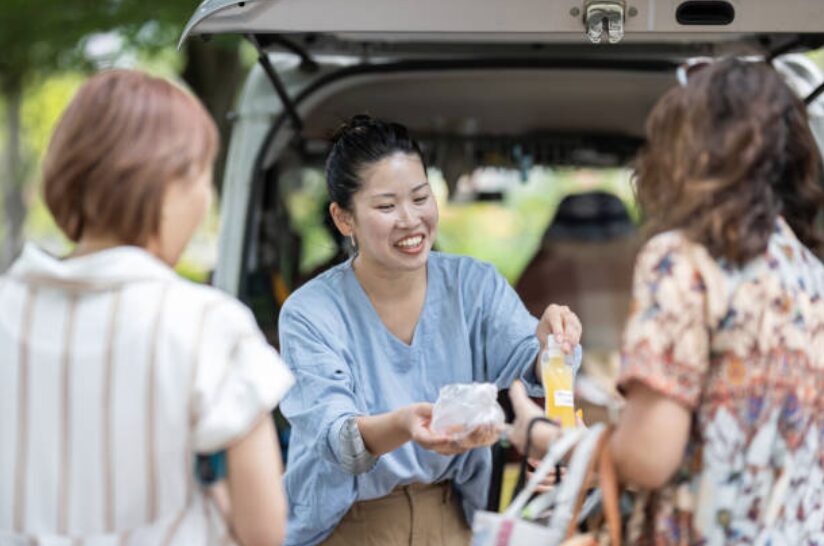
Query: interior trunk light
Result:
<box><xmin>584</xmin><ymin>1</ymin><xmax>626</xmax><ymax>44</ymax></box>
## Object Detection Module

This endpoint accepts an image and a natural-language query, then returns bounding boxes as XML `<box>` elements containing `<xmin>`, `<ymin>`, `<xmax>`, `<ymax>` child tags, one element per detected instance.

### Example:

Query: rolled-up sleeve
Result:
<box><xmin>338</xmin><ymin>416</ymin><xmax>378</xmax><ymax>475</ymax></box>
<box><xmin>192</xmin><ymin>300</ymin><xmax>294</xmax><ymax>454</ymax></box>
<box><xmin>278</xmin><ymin>306</ymin><xmax>372</xmax><ymax>470</ymax></box>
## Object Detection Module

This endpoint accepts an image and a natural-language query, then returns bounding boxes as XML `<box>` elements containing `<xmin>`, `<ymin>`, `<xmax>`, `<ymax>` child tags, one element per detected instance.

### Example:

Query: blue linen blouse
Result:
<box><xmin>278</xmin><ymin>252</ymin><xmax>579</xmax><ymax>545</ymax></box>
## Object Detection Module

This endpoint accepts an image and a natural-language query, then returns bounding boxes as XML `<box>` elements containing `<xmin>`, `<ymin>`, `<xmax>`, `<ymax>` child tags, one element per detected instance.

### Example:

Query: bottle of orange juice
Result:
<box><xmin>541</xmin><ymin>335</ymin><xmax>576</xmax><ymax>429</ymax></box>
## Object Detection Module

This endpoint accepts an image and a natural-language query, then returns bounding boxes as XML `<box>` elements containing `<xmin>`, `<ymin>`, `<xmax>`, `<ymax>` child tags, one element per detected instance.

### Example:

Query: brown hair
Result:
<box><xmin>634</xmin><ymin>58</ymin><xmax>824</xmax><ymax>265</ymax></box>
<box><xmin>43</xmin><ymin>69</ymin><xmax>219</xmax><ymax>245</ymax></box>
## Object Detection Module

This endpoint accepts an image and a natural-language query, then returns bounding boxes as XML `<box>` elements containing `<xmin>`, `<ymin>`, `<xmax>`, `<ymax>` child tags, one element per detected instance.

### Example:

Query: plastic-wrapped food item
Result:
<box><xmin>430</xmin><ymin>383</ymin><xmax>505</xmax><ymax>439</ymax></box>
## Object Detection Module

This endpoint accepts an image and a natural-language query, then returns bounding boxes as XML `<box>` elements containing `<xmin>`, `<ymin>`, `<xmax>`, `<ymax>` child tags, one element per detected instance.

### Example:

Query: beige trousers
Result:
<box><xmin>321</xmin><ymin>482</ymin><xmax>472</xmax><ymax>546</ymax></box>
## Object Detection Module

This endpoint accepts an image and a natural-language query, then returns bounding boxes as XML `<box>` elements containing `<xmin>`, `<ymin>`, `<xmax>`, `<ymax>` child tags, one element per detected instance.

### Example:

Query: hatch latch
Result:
<box><xmin>583</xmin><ymin>1</ymin><xmax>626</xmax><ymax>44</ymax></box>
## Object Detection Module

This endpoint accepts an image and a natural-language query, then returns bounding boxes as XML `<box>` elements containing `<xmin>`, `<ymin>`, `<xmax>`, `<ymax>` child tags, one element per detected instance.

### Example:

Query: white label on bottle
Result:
<box><xmin>554</xmin><ymin>390</ymin><xmax>574</xmax><ymax>407</ymax></box>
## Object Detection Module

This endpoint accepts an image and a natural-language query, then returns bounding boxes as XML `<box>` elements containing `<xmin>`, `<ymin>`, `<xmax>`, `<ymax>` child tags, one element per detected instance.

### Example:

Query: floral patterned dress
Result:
<box><xmin>617</xmin><ymin>218</ymin><xmax>824</xmax><ymax>546</ymax></box>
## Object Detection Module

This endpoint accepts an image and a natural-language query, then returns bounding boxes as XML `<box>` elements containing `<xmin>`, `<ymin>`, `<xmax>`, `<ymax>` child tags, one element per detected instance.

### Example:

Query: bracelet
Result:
<box><xmin>514</xmin><ymin>416</ymin><xmax>558</xmax><ymax>496</ymax></box>
<box><xmin>526</xmin><ymin>416</ymin><xmax>557</xmax><ymax>459</ymax></box>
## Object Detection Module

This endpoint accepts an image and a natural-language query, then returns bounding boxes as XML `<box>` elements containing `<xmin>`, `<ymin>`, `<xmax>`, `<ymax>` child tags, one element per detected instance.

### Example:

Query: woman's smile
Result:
<box><xmin>394</xmin><ymin>233</ymin><xmax>425</xmax><ymax>254</ymax></box>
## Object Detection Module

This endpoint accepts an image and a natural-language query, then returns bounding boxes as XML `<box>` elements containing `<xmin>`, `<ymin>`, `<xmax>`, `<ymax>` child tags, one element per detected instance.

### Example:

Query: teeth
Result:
<box><xmin>396</xmin><ymin>236</ymin><xmax>423</xmax><ymax>248</ymax></box>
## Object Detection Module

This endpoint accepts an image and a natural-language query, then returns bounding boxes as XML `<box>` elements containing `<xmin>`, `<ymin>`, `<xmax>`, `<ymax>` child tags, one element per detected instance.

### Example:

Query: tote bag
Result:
<box><xmin>471</xmin><ymin>424</ymin><xmax>621</xmax><ymax>546</ymax></box>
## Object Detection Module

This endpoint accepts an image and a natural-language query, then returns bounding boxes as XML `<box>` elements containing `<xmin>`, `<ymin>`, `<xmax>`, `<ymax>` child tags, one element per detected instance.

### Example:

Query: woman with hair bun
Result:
<box><xmin>277</xmin><ymin>115</ymin><xmax>583</xmax><ymax>545</ymax></box>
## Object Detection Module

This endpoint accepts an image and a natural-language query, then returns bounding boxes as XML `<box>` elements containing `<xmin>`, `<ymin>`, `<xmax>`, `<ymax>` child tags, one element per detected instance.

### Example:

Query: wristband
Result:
<box><xmin>513</xmin><ymin>416</ymin><xmax>558</xmax><ymax>496</ymax></box>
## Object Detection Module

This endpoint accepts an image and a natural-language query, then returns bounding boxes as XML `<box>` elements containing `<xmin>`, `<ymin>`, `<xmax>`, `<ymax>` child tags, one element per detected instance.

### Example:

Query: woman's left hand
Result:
<box><xmin>526</xmin><ymin>459</ymin><xmax>567</xmax><ymax>493</ymax></box>
<box><xmin>506</xmin><ymin>381</ymin><xmax>560</xmax><ymax>460</ymax></box>
<box><xmin>536</xmin><ymin>304</ymin><xmax>582</xmax><ymax>354</ymax></box>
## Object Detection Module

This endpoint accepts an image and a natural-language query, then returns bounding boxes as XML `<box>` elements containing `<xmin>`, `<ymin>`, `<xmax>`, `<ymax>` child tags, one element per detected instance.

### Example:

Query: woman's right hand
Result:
<box><xmin>402</xmin><ymin>403</ymin><xmax>462</xmax><ymax>455</ymax></box>
<box><xmin>402</xmin><ymin>403</ymin><xmax>499</xmax><ymax>456</ymax></box>
<box><xmin>361</xmin><ymin>403</ymin><xmax>502</xmax><ymax>457</ymax></box>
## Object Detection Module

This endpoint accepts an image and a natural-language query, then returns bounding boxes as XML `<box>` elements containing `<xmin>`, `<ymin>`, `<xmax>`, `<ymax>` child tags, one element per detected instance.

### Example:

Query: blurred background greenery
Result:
<box><xmin>0</xmin><ymin>0</ymin><xmax>256</xmax><ymax>278</ymax></box>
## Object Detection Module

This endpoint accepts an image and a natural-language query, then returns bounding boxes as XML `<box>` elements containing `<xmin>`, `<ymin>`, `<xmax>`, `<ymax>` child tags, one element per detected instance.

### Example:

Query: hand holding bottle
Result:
<box><xmin>536</xmin><ymin>304</ymin><xmax>582</xmax><ymax>354</ymax></box>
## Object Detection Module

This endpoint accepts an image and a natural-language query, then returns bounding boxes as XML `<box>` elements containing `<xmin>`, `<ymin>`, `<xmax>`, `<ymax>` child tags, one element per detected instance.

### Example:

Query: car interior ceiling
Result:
<box><xmin>294</xmin><ymin>68</ymin><xmax>677</xmax><ymax>140</ymax></box>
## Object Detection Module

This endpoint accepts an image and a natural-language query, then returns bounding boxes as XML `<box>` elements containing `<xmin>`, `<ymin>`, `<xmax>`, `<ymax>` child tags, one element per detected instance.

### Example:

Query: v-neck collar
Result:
<box><xmin>345</xmin><ymin>256</ymin><xmax>432</xmax><ymax>349</ymax></box>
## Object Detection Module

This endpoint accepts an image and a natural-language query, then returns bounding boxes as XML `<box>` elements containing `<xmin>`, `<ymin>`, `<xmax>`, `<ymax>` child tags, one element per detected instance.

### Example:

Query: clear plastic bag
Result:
<box><xmin>430</xmin><ymin>383</ymin><xmax>505</xmax><ymax>439</ymax></box>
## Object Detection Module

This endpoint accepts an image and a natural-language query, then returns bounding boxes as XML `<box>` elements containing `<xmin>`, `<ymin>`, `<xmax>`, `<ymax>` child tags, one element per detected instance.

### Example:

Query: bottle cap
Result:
<box><xmin>545</xmin><ymin>335</ymin><xmax>564</xmax><ymax>358</ymax></box>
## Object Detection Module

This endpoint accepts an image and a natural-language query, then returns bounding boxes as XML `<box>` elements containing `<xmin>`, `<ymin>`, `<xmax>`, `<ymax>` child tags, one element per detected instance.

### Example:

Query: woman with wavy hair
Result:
<box><xmin>508</xmin><ymin>58</ymin><xmax>824</xmax><ymax>544</ymax></box>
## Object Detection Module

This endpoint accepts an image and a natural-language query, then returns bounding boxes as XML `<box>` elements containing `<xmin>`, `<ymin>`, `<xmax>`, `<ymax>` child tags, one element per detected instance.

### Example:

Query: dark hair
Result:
<box><xmin>325</xmin><ymin>115</ymin><xmax>426</xmax><ymax>210</ymax></box>
<box><xmin>43</xmin><ymin>69</ymin><xmax>218</xmax><ymax>244</ymax></box>
<box><xmin>634</xmin><ymin>58</ymin><xmax>824</xmax><ymax>265</ymax></box>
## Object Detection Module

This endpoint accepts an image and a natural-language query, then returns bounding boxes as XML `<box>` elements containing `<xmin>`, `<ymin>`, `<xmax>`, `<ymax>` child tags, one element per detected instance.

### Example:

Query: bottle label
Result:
<box><xmin>554</xmin><ymin>390</ymin><xmax>574</xmax><ymax>407</ymax></box>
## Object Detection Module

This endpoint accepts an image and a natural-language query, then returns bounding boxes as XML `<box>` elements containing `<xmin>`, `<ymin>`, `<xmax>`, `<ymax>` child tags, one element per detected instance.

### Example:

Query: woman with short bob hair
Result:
<box><xmin>0</xmin><ymin>69</ymin><xmax>293</xmax><ymax>546</ymax></box>
<box><xmin>508</xmin><ymin>58</ymin><xmax>824</xmax><ymax>544</ymax></box>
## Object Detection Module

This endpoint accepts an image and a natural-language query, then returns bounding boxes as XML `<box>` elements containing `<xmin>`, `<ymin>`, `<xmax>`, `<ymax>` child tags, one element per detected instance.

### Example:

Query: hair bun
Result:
<box><xmin>330</xmin><ymin>114</ymin><xmax>375</xmax><ymax>142</ymax></box>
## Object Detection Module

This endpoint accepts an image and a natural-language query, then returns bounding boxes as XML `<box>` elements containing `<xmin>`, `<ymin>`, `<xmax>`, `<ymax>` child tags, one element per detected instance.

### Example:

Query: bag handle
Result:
<box><xmin>512</xmin><ymin>416</ymin><xmax>556</xmax><ymax>498</ymax></box>
<box><xmin>565</xmin><ymin>427</ymin><xmax>621</xmax><ymax>545</ymax></box>
<box><xmin>527</xmin><ymin>423</ymin><xmax>606</xmax><ymax>521</ymax></box>
<box><xmin>504</xmin><ymin>426</ymin><xmax>587</xmax><ymax>518</ymax></box>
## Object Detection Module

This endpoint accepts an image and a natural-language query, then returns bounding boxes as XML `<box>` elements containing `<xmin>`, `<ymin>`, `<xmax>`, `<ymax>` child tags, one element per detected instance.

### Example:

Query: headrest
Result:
<box><xmin>544</xmin><ymin>191</ymin><xmax>635</xmax><ymax>242</ymax></box>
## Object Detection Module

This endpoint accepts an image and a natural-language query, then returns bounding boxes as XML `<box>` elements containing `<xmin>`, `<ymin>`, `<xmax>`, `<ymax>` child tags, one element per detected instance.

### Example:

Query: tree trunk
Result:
<box><xmin>182</xmin><ymin>38</ymin><xmax>246</xmax><ymax>197</ymax></box>
<box><xmin>1</xmin><ymin>79</ymin><xmax>26</xmax><ymax>272</ymax></box>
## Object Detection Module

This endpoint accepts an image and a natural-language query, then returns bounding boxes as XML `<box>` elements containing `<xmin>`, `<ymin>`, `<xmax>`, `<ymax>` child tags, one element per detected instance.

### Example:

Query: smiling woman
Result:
<box><xmin>275</xmin><ymin>115</ymin><xmax>583</xmax><ymax>546</ymax></box>
<box><xmin>328</xmin><ymin>130</ymin><xmax>437</xmax><ymax>277</ymax></box>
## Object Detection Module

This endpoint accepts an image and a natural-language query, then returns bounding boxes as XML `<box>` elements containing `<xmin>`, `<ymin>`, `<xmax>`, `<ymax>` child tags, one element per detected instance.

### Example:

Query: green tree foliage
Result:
<box><xmin>0</xmin><ymin>0</ymin><xmax>111</xmax><ymax>268</ymax></box>
<box><xmin>0</xmin><ymin>0</ymin><xmax>106</xmax><ymax>88</ymax></box>
<box><xmin>0</xmin><ymin>0</ymin><xmax>245</xmax><ymax>270</ymax></box>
